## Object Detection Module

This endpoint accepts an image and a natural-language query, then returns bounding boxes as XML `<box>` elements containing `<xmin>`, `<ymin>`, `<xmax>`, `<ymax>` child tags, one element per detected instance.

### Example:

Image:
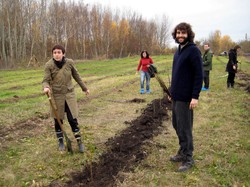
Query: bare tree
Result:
<box><xmin>102</xmin><ymin>8</ymin><xmax>113</xmax><ymax>58</ymax></box>
<box><xmin>6</xmin><ymin>2</ymin><xmax>14</xmax><ymax>66</ymax></box>
<box><xmin>118</xmin><ymin>18</ymin><xmax>129</xmax><ymax>58</ymax></box>
<box><xmin>90</xmin><ymin>4</ymin><xmax>103</xmax><ymax>58</ymax></box>
<box><xmin>0</xmin><ymin>0</ymin><xmax>7</xmax><ymax>68</ymax></box>
<box><xmin>0</xmin><ymin>0</ymin><xmax>174</xmax><ymax>68</ymax></box>
<box><xmin>80</xmin><ymin>6</ymin><xmax>88</xmax><ymax>58</ymax></box>
<box><xmin>40</xmin><ymin>0</ymin><xmax>48</xmax><ymax>60</ymax></box>
<box><xmin>156</xmin><ymin>15</ymin><xmax>171</xmax><ymax>52</ymax></box>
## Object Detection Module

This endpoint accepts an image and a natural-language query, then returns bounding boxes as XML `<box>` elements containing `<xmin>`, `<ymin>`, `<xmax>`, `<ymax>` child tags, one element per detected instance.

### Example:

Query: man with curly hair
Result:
<box><xmin>169</xmin><ymin>22</ymin><xmax>203</xmax><ymax>172</ymax></box>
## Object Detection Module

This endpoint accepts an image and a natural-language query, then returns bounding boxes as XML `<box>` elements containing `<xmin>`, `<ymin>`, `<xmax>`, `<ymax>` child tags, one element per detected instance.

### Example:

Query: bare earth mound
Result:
<box><xmin>49</xmin><ymin>97</ymin><xmax>171</xmax><ymax>187</ymax></box>
<box><xmin>237</xmin><ymin>70</ymin><xmax>250</xmax><ymax>93</ymax></box>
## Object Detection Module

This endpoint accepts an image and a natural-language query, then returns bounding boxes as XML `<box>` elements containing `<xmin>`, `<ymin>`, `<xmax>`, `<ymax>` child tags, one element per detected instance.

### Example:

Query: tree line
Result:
<box><xmin>0</xmin><ymin>0</ymin><xmax>249</xmax><ymax>69</ymax></box>
<box><xmin>0</xmin><ymin>0</ymin><xmax>171</xmax><ymax>68</ymax></box>
<box><xmin>198</xmin><ymin>30</ymin><xmax>250</xmax><ymax>56</ymax></box>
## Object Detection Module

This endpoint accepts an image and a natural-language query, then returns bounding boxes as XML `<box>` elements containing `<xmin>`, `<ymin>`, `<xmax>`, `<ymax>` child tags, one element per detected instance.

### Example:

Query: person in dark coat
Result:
<box><xmin>42</xmin><ymin>45</ymin><xmax>90</xmax><ymax>153</ymax></box>
<box><xmin>226</xmin><ymin>45</ymin><xmax>241</xmax><ymax>88</ymax></box>
<box><xmin>169</xmin><ymin>22</ymin><xmax>203</xmax><ymax>172</ymax></box>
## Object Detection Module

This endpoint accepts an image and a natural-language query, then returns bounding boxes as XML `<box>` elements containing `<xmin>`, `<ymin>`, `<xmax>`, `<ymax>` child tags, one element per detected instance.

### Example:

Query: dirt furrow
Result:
<box><xmin>49</xmin><ymin>97</ymin><xmax>171</xmax><ymax>187</ymax></box>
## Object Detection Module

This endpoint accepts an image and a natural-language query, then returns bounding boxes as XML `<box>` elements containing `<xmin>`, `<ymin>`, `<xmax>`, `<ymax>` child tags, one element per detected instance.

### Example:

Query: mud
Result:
<box><xmin>0</xmin><ymin>93</ymin><xmax>43</xmax><ymax>104</ymax></box>
<box><xmin>107</xmin><ymin>98</ymin><xmax>146</xmax><ymax>103</ymax></box>
<box><xmin>0</xmin><ymin>114</ymin><xmax>49</xmax><ymax>150</ymax></box>
<box><xmin>129</xmin><ymin>98</ymin><xmax>146</xmax><ymax>103</ymax></box>
<box><xmin>49</xmin><ymin>97</ymin><xmax>171</xmax><ymax>187</ymax></box>
<box><xmin>237</xmin><ymin>70</ymin><xmax>250</xmax><ymax>93</ymax></box>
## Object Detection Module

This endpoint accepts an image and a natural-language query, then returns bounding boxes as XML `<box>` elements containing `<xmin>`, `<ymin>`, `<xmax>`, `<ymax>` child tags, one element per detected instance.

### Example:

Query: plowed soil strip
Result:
<box><xmin>50</xmin><ymin>97</ymin><xmax>171</xmax><ymax>187</ymax></box>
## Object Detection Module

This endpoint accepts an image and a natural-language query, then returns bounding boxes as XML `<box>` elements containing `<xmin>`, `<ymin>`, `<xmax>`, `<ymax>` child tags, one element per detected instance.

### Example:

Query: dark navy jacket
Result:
<box><xmin>171</xmin><ymin>42</ymin><xmax>203</xmax><ymax>102</ymax></box>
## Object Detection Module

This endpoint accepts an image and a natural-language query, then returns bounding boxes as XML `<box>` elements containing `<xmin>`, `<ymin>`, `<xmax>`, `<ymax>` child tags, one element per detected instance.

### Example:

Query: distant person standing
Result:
<box><xmin>169</xmin><ymin>22</ymin><xmax>203</xmax><ymax>172</ymax></box>
<box><xmin>201</xmin><ymin>43</ymin><xmax>213</xmax><ymax>91</ymax></box>
<box><xmin>136</xmin><ymin>50</ymin><xmax>154</xmax><ymax>94</ymax></box>
<box><xmin>42</xmin><ymin>45</ymin><xmax>90</xmax><ymax>153</ymax></box>
<box><xmin>226</xmin><ymin>45</ymin><xmax>241</xmax><ymax>88</ymax></box>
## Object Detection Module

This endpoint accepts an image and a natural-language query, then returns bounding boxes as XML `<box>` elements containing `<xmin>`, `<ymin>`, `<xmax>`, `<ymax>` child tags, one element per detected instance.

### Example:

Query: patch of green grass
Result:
<box><xmin>0</xmin><ymin>91</ymin><xmax>17</xmax><ymax>98</ymax></box>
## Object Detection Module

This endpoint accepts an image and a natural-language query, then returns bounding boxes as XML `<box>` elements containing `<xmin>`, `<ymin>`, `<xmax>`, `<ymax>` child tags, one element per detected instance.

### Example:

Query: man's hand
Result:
<box><xmin>43</xmin><ymin>87</ymin><xmax>50</xmax><ymax>94</ymax></box>
<box><xmin>189</xmin><ymin>98</ymin><xmax>198</xmax><ymax>109</ymax></box>
<box><xmin>85</xmin><ymin>89</ymin><xmax>90</xmax><ymax>95</ymax></box>
<box><xmin>167</xmin><ymin>96</ymin><xmax>172</xmax><ymax>102</ymax></box>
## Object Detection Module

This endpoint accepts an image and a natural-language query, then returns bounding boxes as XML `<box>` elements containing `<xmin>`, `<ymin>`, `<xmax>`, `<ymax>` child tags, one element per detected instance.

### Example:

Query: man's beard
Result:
<box><xmin>175</xmin><ymin>37</ymin><xmax>188</xmax><ymax>45</ymax></box>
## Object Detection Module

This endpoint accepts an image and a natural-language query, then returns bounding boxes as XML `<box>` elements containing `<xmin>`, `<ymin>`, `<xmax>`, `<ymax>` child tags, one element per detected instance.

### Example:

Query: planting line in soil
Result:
<box><xmin>50</xmin><ymin>97</ymin><xmax>171</xmax><ymax>187</ymax></box>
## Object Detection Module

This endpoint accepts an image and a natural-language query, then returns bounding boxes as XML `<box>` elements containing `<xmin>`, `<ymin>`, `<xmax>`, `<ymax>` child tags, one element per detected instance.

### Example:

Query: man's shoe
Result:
<box><xmin>178</xmin><ymin>160</ymin><xmax>194</xmax><ymax>172</ymax></box>
<box><xmin>170</xmin><ymin>154</ymin><xmax>185</xmax><ymax>162</ymax></box>
<box><xmin>146</xmin><ymin>89</ymin><xmax>151</xmax><ymax>94</ymax></box>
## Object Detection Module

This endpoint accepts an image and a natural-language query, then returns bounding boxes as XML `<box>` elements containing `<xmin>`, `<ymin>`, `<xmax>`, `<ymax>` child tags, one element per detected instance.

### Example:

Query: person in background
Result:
<box><xmin>136</xmin><ymin>50</ymin><xmax>154</xmax><ymax>94</ymax></box>
<box><xmin>226</xmin><ymin>45</ymin><xmax>241</xmax><ymax>88</ymax></box>
<box><xmin>42</xmin><ymin>44</ymin><xmax>90</xmax><ymax>153</ymax></box>
<box><xmin>201</xmin><ymin>43</ymin><xmax>213</xmax><ymax>91</ymax></box>
<box><xmin>169</xmin><ymin>22</ymin><xmax>203</xmax><ymax>172</ymax></box>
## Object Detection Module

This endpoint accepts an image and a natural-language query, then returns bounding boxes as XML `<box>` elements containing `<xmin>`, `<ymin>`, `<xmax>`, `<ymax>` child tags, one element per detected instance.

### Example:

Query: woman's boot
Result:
<box><xmin>74</xmin><ymin>131</ymin><xmax>84</xmax><ymax>153</ymax></box>
<box><xmin>56</xmin><ymin>131</ymin><xmax>65</xmax><ymax>151</ymax></box>
<box><xmin>77</xmin><ymin>139</ymin><xmax>84</xmax><ymax>153</ymax></box>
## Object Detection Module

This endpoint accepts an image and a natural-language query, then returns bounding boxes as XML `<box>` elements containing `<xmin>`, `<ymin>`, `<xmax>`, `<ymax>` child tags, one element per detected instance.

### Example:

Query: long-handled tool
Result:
<box><xmin>148</xmin><ymin>64</ymin><xmax>171</xmax><ymax>97</ymax></box>
<box><xmin>46</xmin><ymin>92</ymin><xmax>73</xmax><ymax>154</ymax></box>
<box><xmin>155</xmin><ymin>74</ymin><xmax>171</xmax><ymax>98</ymax></box>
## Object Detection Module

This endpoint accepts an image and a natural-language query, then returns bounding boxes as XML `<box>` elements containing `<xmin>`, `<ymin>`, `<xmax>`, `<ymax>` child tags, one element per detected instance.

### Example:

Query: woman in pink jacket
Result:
<box><xmin>136</xmin><ymin>50</ymin><xmax>154</xmax><ymax>94</ymax></box>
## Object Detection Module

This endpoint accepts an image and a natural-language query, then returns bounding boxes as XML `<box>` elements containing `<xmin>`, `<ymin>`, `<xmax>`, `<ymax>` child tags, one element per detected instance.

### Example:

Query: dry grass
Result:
<box><xmin>0</xmin><ymin>55</ymin><xmax>249</xmax><ymax>186</ymax></box>
<box><xmin>113</xmin><ymin>56</ymin><xmax>250</xmax><ymax>187</ymax></box>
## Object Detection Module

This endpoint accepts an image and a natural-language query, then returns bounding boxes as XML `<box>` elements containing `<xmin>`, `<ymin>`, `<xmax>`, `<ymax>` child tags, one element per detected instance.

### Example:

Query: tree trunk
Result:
<box><xmin>7</xmin><ymin>9</ymin><xmax>14</xmax><ymax>67</ymax></box>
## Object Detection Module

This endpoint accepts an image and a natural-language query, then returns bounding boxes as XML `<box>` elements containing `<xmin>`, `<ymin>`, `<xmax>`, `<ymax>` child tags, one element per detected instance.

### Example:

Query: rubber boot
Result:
<box><xmin>77</xmin><ymin>139</ymin><xmax>84</xmax><ymax>153</ymax></box>
<box><xmin>58</xmin><ymin>138</ymin><xmax>65</xmax><ymax>151</ymax></box>
<box><xmin>56</xmin><ymin>131</ymin><xmax>65</xmax><ymax>151</ymax></box>
<box><xmin>73</xmin><ymin>130</ymin><xmax>84</xmax><ymax>153</ymax></box>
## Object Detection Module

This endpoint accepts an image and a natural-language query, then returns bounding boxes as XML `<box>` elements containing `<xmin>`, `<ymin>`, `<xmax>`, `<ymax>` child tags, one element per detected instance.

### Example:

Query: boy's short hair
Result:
<box><xmin>52</xmin><ymin>45</ymin><xmax>65</xmax><ymax>54</ymax></box>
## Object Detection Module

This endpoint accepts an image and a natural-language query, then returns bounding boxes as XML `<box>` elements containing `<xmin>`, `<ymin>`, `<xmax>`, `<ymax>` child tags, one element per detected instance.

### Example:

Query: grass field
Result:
<box><xmin>0</xmin><ymin>55</ymin><xmax>249</xmax><ymax>187</ymax></box>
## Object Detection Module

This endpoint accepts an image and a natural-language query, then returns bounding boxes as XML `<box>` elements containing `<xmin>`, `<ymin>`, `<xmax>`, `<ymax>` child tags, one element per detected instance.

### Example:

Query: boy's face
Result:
<box><xmin>53</xmin><ymin>49</ymin><xmax>64</xmax><ymax>61</ymax></box>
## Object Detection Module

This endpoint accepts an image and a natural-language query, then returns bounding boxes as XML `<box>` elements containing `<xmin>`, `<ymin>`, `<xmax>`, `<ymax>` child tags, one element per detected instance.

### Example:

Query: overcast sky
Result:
<box><xmin>84</xmin><ymin>0</ymin><xmax>250</xmax><ymax>45</ymax></box>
